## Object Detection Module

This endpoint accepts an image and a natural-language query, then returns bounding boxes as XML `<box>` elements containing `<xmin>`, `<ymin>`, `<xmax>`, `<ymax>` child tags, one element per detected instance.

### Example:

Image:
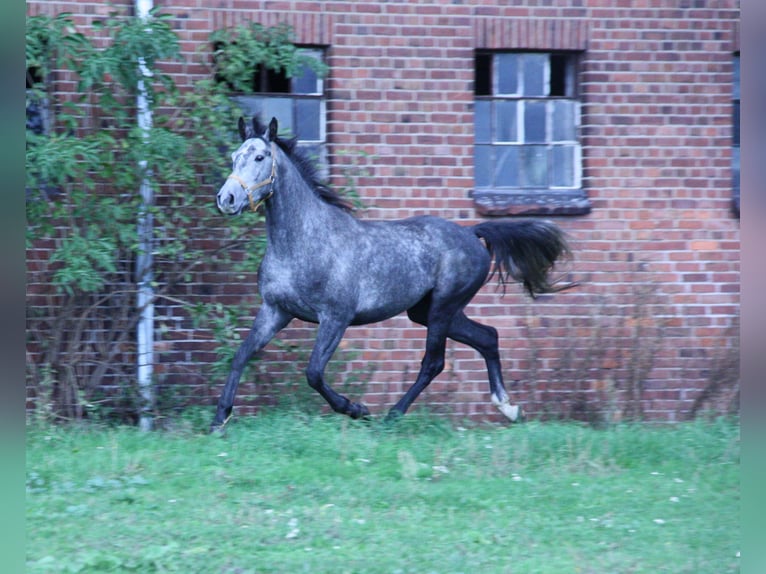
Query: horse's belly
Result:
<box><xmin>349</xmin><ymin>305</ymin><xmax>407</xmax><ymax>326</ymax></box>
<box><xmin>350</xmin><ymin>279</ymin><xmax>430</xmax><ymax>325</ymax></box>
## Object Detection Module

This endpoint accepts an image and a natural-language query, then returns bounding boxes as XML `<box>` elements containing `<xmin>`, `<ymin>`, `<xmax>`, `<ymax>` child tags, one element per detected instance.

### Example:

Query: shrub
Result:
<box><xmin>25</xmin><ymin>9</ymin><xmax>320</xmax><ymax>423</ymax></box>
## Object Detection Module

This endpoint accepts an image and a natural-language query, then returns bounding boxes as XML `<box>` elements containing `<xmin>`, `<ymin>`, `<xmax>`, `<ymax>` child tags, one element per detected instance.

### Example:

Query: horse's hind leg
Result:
<box><xmin>446</xmin><ymin>313</ymin><xmax>522</xmax><ymax>422</ymax></box>
<box><xmin>387</xmin><ymin>298</ymin><xmax>459</xmax><ymax>420</ymax></box>
<box><xmin>210</xmin><ymin>303</ymin><xmax>292</xmax><ymax>432</ymax></box>
<box><xmin>306</xmin><ymin>317</ymin><xmax>370</xmax><ymax>419</ymax></box>
<box><xmin>401</xmin><ymin>302</ymin><xmax>521</xmax><ymax>422</ymax></box>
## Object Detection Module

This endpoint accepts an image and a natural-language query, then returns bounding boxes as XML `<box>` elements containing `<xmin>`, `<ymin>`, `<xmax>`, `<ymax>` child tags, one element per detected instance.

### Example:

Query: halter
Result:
<box><xmin>226</xmin><ymin>142</ymin><xmax>278</xmax><ymax>212</ymax></box>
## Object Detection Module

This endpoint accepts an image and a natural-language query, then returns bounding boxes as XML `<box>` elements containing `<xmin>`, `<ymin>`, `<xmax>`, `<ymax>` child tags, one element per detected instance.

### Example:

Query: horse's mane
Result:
<box><xmin>253</xmin><ymin>119</ymin><xmax>354</xmax><ymax>213</ymax></box>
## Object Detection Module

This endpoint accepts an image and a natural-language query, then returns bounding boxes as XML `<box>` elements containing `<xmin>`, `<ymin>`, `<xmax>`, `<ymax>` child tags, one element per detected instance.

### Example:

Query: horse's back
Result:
<box><xmin>389</xmin><ymin>215</ymin><xmax>489</xmax><ymax>264</ymax></box>
<box><xmin>370</xmin><ymin>214</ymin><xmax>479</xmax><ymax>247</ymax></box>
<box><xmin>357</xmin><ymin>214</ymin><xmax>491</xmax><ymax>296</ymax></box>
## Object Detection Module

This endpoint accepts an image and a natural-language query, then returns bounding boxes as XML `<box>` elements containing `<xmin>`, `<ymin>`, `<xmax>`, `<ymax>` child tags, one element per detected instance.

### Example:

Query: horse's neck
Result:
<box><xmin>264</xmin><ymin>160</ymin><xmax>350</xmax><ymax>253</ymax></box>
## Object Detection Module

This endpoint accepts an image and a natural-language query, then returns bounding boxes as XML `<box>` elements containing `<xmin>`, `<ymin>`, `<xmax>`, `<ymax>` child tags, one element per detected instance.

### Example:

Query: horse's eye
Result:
<box><xmin>255</xmin><ymin>155</ymin><xmax>264</xmax><ymax>162</ymax></box>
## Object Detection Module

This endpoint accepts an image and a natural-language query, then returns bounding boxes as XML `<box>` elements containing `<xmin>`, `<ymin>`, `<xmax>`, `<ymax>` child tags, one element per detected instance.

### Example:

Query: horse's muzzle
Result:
<box><xmin>216</xmin><ymin>187</ymin><xmax>240</xmax><ymax>215</ymax></box>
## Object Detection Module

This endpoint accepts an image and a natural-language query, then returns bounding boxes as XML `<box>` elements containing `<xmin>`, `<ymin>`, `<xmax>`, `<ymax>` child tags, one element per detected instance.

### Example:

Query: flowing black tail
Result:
<box><xmin>472</xmin><ymin>220</ymin><xmax>576</xmax><ymax>298</ymax></box>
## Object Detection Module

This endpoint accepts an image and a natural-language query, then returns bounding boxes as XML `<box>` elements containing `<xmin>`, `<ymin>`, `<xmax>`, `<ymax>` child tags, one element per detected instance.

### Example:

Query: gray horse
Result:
<box><xmin>211</xmin><ymin>117</ymin><xmax>573</xmax><ymax>431</ymax></box>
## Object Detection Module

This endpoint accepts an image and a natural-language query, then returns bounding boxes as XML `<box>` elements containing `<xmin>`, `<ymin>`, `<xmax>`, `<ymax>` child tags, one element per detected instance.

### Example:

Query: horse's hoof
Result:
<box><xmin>492</xmin><ymin>395</ymin><xmax>524</xmax><ymax>423</ymax></box>
<box><xmin>349</xmin><ymin>402</ymin><xmax>371</xmax><ymax>420</ymax></box>
<box><xmin>209</xmin><ymin>408</ymin><xmax>234</xmax><ymax>435</ymax></box>
<box><xmin>384</xmin><ymin>409</ymin><xmax>403</xmax><ymax>425</ymax></box>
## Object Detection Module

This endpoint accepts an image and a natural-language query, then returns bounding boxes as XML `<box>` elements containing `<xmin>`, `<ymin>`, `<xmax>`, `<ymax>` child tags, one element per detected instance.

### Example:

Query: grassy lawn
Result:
<box><xmin>26</xmin><ymin>412</ymin><xmax>739</xmax><ymax>573</ymax></box>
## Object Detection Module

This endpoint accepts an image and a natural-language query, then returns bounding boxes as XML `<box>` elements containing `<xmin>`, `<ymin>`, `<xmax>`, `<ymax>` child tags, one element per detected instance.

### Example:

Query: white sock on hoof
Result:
<box><xmin>491</xmin><ymin>393</ymin><xmax>520</xmax><ymax>422</ymax></box>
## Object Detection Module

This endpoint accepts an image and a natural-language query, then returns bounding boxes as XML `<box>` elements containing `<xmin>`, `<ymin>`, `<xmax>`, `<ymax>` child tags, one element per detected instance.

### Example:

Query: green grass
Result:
<box><xmin>26</xmin><ymin>412</ymin><xmax>739</xmax><ymax>573</ymax></box>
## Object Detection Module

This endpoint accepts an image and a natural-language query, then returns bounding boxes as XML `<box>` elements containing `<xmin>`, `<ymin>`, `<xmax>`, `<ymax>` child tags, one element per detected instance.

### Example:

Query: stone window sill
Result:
<box><xmin>472</xmin><ymin>189</ymin><xmax>591</xmax><ymax>216</ymax></box>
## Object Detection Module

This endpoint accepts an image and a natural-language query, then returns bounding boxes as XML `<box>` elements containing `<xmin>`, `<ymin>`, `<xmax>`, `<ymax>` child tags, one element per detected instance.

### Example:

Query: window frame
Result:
<box><xmin>228</xmin><ymin>47</ymin><xmax>328</xmax><ymax>173</ymax></box>
<box><xmin>472</xmin><ymin>50</ymin><xmax>590</xmax><ymax>216</ymax></box>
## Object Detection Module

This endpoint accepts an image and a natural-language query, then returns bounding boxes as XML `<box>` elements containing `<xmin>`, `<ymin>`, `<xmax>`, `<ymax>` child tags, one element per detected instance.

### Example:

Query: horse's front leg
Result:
<box><xmin>386</xmin><ymin>325</ymin><xmax>448</xmax><ymax>421</ymax></box>
<box><xmin>306</xmin><ymin>317</ymin><xmax>370</xmax><ymax>419</ymax></box>
<box><xmin>210</xmin><ymin>303</ymin><xmax>292</xmax><ymax>432</ymax></box>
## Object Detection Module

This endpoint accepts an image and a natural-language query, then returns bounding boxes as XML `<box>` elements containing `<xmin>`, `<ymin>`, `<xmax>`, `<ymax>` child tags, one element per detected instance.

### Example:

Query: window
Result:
<box><xmin>26</xmin><ymin>65</ymin><xmax>60</xmax><ymax>200</ymax></box>
<box><xmin>732</xmin><ymin>53</ymin><xmax>740</xmax><ymax>216</ymax></box>
<box><xmin>26</xmin><ymin>65</ymin><xmax>48</xmax><ymax>136</ymax></box>
<box><xmin>473</xmin><ymin>51</ymin><xmax>589</xmax><ymax>216</ymax></box>
<box><xmin>225</xmin><ymin>48</ymin><xmax>327</xmax><ymax>171</ymax></box>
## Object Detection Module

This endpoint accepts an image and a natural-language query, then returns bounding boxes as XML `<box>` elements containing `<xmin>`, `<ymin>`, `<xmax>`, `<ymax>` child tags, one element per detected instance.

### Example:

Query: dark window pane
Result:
<box><xmin>295</xmin><ymin>99</ymin><xmax>321</xmax><ymax>140</ymax></box>
<box><xmin>522</xmin><ymin>53</ymin><xmax>547</xmax><ymax>96</ymax></box>
<box><xmin>474</xmin><ymin>100</ymin><xmax>491</xmax><ymax>144</ymax></box>
<box><xmin>475</xmin><ymin>53</ymin><xmax>492</xmax><ymax>96</ymax></box>
<box><xmin>549</xmin><ymin>54</ymin><xmax>569</xmax><ymax>97</ymax></box>
<box><xmin>551</xmin><ymin>145</ymin><xmax>576</xmax><ymax>187</ymax></box>
<box><xmin>496</xmin><ymin>53</ymin><xmax>519</xmax><ymax>95</ymax></box>
<box><xmin>27</xmin><ymin>66</ymin><xmax>43</xmax><ymax>89</ymax></box>
<box><xmin>524</xmin><ymin>101</ymin><xmax>547</xmax><ymax>143</ymax></box>
<box><xmin>254</xmin><ymin>65</ymin><xmax>290</xmax><ymax>93</ymax></box>
<box><xmin>733</xmin><ymin>102</ymin><xmax>739</xmax><ymax>146</ymax></box>
<box><xmin>474</xmin><ymin>145</ymin><xmax>493</xmax><ymax>187</ymax></box>
<box><xmin>552</xmin><ymin>100</ymin><xmax>576</xmax><ymax>141</ymax></box>
<box><xmin>520</xmin><ymin>145</ymin><xmax>547</xmax><ymax>187</ymax></box>
<box><xmin>251</xmin><ymin>67</ymin><xmax>266</xmax><ymax>92</ymax></box>
<box><xmin>495</xmin><ymin>100</ymin><xmax>518</xmax><ymax>142</ymax></box>
<box><xmin>495</xmin><ymin>146</ymin><xmax>520</xmax><ymax>187</ymax></box>
<box><xmin>732</xmin><ymin>146</ymin><xmax>740</xmax><ymax>191</ymax></box>
<box><xmin>732</xmin><ymin>55</ymin><xmax>740</xmax><ymax>100</ymax></box>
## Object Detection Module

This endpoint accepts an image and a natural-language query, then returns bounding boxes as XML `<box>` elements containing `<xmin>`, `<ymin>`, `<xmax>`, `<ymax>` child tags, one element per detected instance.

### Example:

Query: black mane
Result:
<box><xmin>253</xmin><ymin>118</ymin><xmax>354</xmax><ymax>213</ymax></box>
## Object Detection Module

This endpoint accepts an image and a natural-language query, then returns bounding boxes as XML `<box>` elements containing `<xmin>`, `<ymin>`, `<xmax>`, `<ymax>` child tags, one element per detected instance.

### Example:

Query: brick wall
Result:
<box><xmin>27</xmin><ymin>0</ymin><xmax>740</xmax><ymax>423</ymax></box>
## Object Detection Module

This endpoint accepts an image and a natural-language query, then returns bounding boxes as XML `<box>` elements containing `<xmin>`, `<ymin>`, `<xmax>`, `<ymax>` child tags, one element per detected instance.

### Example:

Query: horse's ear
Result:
<box><xmin>268</xmin><ymin>117</ymin><xmax>278</xmax><ymax>142</ymax></box>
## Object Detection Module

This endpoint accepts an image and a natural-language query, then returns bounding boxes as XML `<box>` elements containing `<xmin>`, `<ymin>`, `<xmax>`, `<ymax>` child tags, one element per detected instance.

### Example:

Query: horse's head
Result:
<box><xmin>216</xmin><ymin>117</ymin><xmax>279</xmax><ymax>215</ymax></box>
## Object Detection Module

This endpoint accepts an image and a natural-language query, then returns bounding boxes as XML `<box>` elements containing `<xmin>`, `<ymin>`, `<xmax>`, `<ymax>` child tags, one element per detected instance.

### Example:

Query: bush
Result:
<box><xmin>25</xmin><ymin>9</ymin><xmax>319</xmax><ymax>423</ymax></box>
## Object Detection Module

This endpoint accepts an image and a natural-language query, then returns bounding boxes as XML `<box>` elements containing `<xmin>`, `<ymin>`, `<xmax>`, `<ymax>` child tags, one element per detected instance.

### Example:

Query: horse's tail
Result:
<box><xmin>472</xmin><ymin>220</ymin><xmax>577</xmax><ymax>298</ymax></box>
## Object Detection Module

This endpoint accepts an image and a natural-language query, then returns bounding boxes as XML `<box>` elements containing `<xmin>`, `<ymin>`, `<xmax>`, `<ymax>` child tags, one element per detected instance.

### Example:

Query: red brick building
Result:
<box><xmin>27</xmin><ymin>0</ymin><xmax>740</xmax><ymax>423</ymax></box>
